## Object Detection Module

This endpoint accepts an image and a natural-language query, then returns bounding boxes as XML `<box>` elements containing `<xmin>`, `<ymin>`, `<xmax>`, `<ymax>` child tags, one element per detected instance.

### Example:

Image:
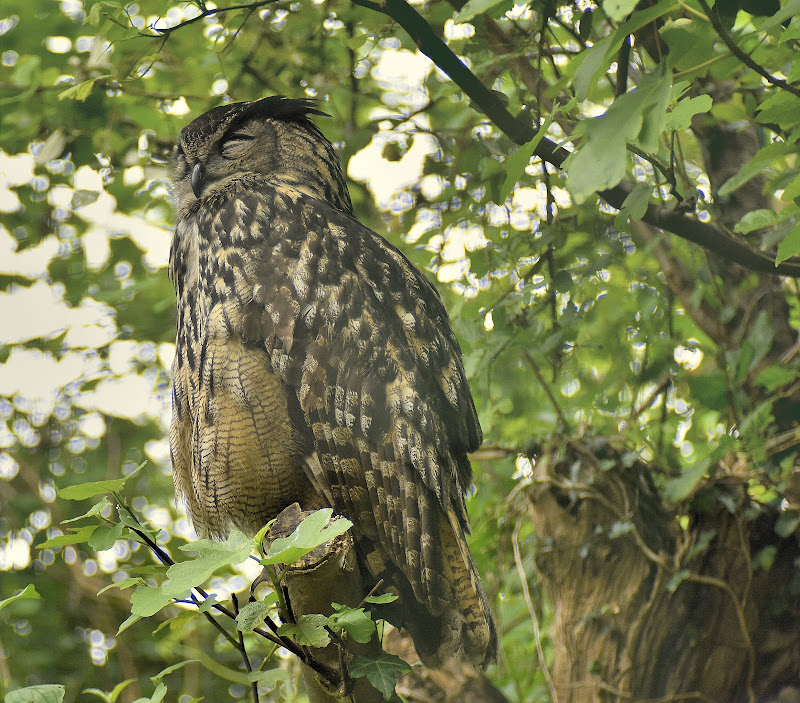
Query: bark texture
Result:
<box><xmin>525</xmin><ymin>438</ymin><xmax>800</xmax><ymax>703</ymax></box>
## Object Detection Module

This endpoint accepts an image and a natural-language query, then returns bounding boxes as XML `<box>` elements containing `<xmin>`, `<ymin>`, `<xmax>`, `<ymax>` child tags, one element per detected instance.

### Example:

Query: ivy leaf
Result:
<box><xmin>0</xmin><ymin>585</ymin><xmax>41</xmax><ymax>613</ymax></box>
<box><xmin>4</xmin><ymin>686</ymin><xmax>66</xmax><ymax>703</ymax></box>
<box><xmin>165</xmin><ymin>531</ymin><xmax>254</xmax><ymax>596</ymax></box>
<box><xmin>129</xmin><ymin>584</ymin><xmax>174</xmax><ymax>618</ymax></box>
<box><xmin>277</xmin><ymin>614</ymin><xmax>331</xmax><ymax>647</ymax></box>
<box><xmin>261</xmin><ymin>509</ymin><xmax>352</xmax><ymax>566</ymax></box>
<box><xmin>330</xmin><ymin>603</ymin><xmax>376</xmax><ymax>643</ymax></box>
<box><xmin>88</xmin><ymin>521</ymin><xmax>126</xmax><ymax>552</ymax></box>
<box><xmin>235</xmin><ymin>595</ymin><xmax>277</xmax><ymax>632</ymax></box>
<box><xmin>350</xmin><ymin>654</ymin><xmax>411</xmax><ymax>701</ymax></box>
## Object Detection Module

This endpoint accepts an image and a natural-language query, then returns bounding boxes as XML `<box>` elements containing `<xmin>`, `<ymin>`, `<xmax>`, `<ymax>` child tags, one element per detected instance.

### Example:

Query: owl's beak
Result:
<box><xmin>191</xmin><ymin>162</ymin><xmax>204</xmax><ymax>199</ymax></box>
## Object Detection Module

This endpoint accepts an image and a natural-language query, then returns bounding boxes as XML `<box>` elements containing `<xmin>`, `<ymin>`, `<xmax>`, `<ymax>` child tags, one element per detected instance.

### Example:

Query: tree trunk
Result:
<box><xmin>524</xmin><ymin>438</ymin><xmax>800</xmax><ymax>703</ymax></box>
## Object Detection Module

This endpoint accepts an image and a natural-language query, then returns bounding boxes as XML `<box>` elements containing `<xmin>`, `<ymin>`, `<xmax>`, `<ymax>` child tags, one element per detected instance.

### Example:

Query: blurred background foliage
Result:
<box><xmin>1</xmin><ymin>0</ymin><xmax>799</xmax><ymax>701</ymax></box>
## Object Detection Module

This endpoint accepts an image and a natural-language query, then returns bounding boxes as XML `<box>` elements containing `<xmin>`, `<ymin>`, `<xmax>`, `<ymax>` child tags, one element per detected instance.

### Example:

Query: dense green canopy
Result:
<box><xmin>1</xmin><ymin>0</ymin><xmax>799</xmax><ymax>701</ymax></box>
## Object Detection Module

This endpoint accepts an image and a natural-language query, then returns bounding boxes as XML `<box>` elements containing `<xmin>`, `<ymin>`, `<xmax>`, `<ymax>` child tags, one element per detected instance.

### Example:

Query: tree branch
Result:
<box><xmin>696</xmin><ymin>0</ymin><xmax>800</xmax><ymax>100</ymax></box>
<box><xmin>352</xmin><ymin>0</ymin><xmax>800</xmax><ymax>277</ymax></box>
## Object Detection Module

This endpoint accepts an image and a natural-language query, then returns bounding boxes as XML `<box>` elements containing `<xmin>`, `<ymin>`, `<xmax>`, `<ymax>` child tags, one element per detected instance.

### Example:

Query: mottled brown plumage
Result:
<box><xmin>169</xmin><ymin>96</ymin><xmax>496</xmax><ymax>667</ymax></box>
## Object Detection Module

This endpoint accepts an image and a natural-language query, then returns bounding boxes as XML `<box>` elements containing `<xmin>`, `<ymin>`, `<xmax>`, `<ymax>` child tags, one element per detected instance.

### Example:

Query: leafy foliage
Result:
<box><xmin>2</xmin><ymin>0</ymin><xmax>800</xmax><ymax>701</ymax></box>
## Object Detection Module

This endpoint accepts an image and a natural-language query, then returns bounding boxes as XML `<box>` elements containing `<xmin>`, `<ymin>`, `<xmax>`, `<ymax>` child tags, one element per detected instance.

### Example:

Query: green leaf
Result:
<box><xmin>659</xmin><ymin>19</ymin><xmax>715</xmax><ymax>74</ymax></box>
<box><xmin>602</xmin><ymin>0</ymin><xmax>638</xmax><ymax>22</ymax></box>
<box><xmin>755</xmin><ymin>364</ymin><xmax>796</xmax><ymax>392</ymax></box>
<box><xmin>11</xmin><ymin>55</ymin><xmax>41</xmax><ymax>88</ymax></box>
<box><xmin>686</xmin><ymin>529</ymin><xmax>716</xmax><ymax>561</ymax></box>
<box><xmin>88</xmin><ymin>522</ymin><xmax>126</xmax><ymax>552</ymax></box>
<box><xmin>165</xmin><ymin>531</ymin><xmax>254</xmax><ymax>596</ymax></box>
<box><xmin>566</xmin><ymin>63</ymin><xmax>672</xmax><ymax>203</ymax></box>
<box><xmin>775</xmin><ymin>511</ymin><xmax>800</xmax><ymax>538</ymax></box>
<box><xmin>0</xmin><ymin>585</ymin><xmax>41</xmax><ymax>613</ymax></box>
<box><xmin>82</xmin><ymin>680</ymin><xmax>135</xmax><ymax>703</ymax></box>
<box><xmin>617</xmin><ymin>181</ymin><xmax>651</xmax><ymax>223</ymax></box>
<box><xmin>59</xmin><ymin>77</ymin><xmax>107</xmax><ymax>102</ymax></box>
<box><xmin>498</xmin><ymin>112</ymin><xmax>558</xmax><ymax>202</ymax></box>
<box><xmin>131</xmin><ymin>682</ymin><xmax>167</xmax><ymax>703</ymax></box>
<box><xmin>87</xmin><ymin>1</ymin><xmax>121</xmax><ymax>25</ymax></box>
<box><xmin>686</xmin><ymin>369</ymin><xmax>729</xmax><ymax>411</ymax></box>
<box><xmin>453</xmin><ymin>0</ymin><xmax>507</xmax><ymax>23</ymax></box>
<box><xmin>97</xmin><ymin>577</ymin><xmax>144</xmax><ymax>596</ymax></box>
<box><xmin>364</xmin><ymin>593</ymin><xmax>399</xmax><ymax>604</ymax></box>
<box><xmin>733</xmin><ymin>209</ymin><xmax>779</xmax><ymax>234</ymax></box>
<box><xmin>758</xmin><ymin>0</ymin><xmax>800</xmax><ymax>32</ymax></box>
<box><xmin>36</xmin><ymin>525</ymin><xmax>98</xmax><ymax>549</ymax></box>
<box><xmin>235</xmin><ymin>596</ymin><xmax>277</xmax><ymax>631</ymax></box>
<box><xmin>350</xmin><ymin>654</ymin><xmax>411</xmax><ymax>701</ymax></box>
<box><xmin>719</xmin><ymin>141</ymin><xmax>797</xmax><ymax>196</ymax></box>
<box><xmin>4</xmin><ymin>686</ymin><xmax>65</xmax><ymax>703</ymax></box>
<box><xmin>572</xmin><ymin>0</ymin><xmax>678</xmax><ymax>100</ymax></box>
<box><xmin>261</xmin><ymin>509</ymin><xmax>352</xmax><ymax>567</ymax></box>
<box><xmin>608</xmin><ymin>520</ymin><xmax>634</xmax><ymax>539</ymax></box>
<box><xmin>664</xmin><ymin>94</ymin><xmax>713</xmax><ymax>131</ymax></box>
<box><xmin>663</xmin><ymin>457</ymin><xmax>710</xmax><ymax>503</ymax></box>
<box><xmin>573</xmin><ymin>35</ymin><xmax>613</xmax><ymax>102</ymax></box>
<box><xmin>61</xmin><ymin>496</ymin><xmax>113</xmax><ymax>523</ymax></box>
<box><xmin>129</xmin><ymin>584</ymin><xmax>174</xmax><ymax>619</ymax></box>
<box><xmin>330</xmin><ymin>603</ymin><xmax>376</xmax><ymax>643</ymax></box>
<box><xmin>753</xmin><ymin>545</ymin><xmax>777</xmax><ymax>571</ymax></box>
<box><xmin>277</xmin><ymin>614</ymin><xmax>331</xmax><ymax>647</ymax></box>
<box><xmin>666</xmin><ymin>569</ymin><xmax>690</xmax><ymax>592</ymax></box>
<box><xmin>59</xmin><ymin>463</ymin><xmax>145</xmax><ymax>500</ymax></box>
<box><xmin>776</xmin><ymin>221</ymin><xmax>800</xmax><ymax>264</ymax></box>
<box><xmin>152</xmin><ymin>660</ymin><xmax>200</xmax><ymax>685</ymax></box>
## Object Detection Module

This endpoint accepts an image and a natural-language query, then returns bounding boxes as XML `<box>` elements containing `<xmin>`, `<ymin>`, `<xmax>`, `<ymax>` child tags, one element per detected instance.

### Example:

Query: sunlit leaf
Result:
<box><xmin>164</xmin><ymin>531</ymin><xmax>254</xmax><ymax>596</ymax></box>
<box><xmin>0</xmin><ymin>585</ymin><xmax>41</xmax><ymax>613</ymax></box>
<box><xmin>261</xmin><ymin>509</ymin><xmax>352</xmax><ymax>567</ymax></box>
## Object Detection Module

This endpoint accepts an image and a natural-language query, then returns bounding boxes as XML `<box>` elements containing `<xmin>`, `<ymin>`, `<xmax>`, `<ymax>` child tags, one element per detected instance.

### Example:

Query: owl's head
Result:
<box><xmin>173</xmin><ymin>96</ymin><xmax>353</xmax><ymax>215</ymax></box>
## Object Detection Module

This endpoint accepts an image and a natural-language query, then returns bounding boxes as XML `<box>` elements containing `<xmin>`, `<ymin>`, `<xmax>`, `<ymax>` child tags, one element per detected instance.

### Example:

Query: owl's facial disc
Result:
<box><xmin>191</xmin><ymin>163</ymin><xmax>204</xmax><ymax>199</ymax></box>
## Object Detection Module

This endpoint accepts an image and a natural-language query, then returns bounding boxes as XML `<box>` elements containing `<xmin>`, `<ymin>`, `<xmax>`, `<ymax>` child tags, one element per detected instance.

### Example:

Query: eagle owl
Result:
<box><xmin>169</xmin><ymin>96</ymin><xmax>496</xmax><ymax>668</ymax></box>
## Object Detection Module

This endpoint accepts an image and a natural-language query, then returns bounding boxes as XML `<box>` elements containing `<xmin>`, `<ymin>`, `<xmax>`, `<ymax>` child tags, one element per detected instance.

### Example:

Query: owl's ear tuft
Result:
<box><xmin>246</xmin><ymin>95</ymin><xmax>330</xmax><ymax>122</ymax></box>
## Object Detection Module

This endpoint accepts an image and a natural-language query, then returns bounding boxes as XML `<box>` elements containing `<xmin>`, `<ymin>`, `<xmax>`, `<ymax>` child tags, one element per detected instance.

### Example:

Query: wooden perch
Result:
<box><xmin>266</xmin><ymin>504</ymin><xmax>386</xmax><ymax>703</ymax></box>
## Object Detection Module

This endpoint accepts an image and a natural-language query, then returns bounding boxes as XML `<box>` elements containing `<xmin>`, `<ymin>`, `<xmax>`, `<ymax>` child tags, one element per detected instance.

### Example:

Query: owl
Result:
<box><xmin>169</xmin><ymin>95</ymin><xmax>496</xmax><ymax>668</ymax></box>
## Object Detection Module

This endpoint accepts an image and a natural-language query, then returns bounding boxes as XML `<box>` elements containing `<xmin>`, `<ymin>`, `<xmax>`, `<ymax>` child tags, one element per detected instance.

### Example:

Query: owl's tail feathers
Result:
<box><xmin>391</xmin><ymin>507</ymin><xmax>497</xmax><ymax>669</ymax></box>
<box><xmin>437</xmin><ymin>507</ymin><xmax>497</xmax><ymax>669</ymax></box>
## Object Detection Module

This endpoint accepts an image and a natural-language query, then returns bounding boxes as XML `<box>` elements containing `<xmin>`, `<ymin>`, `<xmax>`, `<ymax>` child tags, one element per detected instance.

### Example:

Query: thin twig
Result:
<box><xmin>696</xmin><ymin>0</ymin><xmax>800</xmax><ymax>99</ymax></box>
<box><xmin>233</xmin><ymin>593</ymin><xmax>260</xmax><ymax>703</ymax></box>
<box><xmin>524</xmin><ymin>350</ymin><xmax>570</xmax><ymax>431</ymax></box>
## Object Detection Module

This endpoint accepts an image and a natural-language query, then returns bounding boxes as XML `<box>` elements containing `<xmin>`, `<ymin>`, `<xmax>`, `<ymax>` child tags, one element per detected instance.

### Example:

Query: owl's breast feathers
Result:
<box><xmin>171</xmin><ymin>175</ymin><xmax>495</xmax><ymax>667</ymax></box>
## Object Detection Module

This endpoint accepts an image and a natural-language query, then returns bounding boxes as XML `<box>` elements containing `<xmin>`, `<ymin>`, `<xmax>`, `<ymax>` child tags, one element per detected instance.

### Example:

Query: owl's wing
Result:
<box><xmin>220</xmin><ymin>180</ymin><xmax>493</xmax><ymax>665</ymax></box>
